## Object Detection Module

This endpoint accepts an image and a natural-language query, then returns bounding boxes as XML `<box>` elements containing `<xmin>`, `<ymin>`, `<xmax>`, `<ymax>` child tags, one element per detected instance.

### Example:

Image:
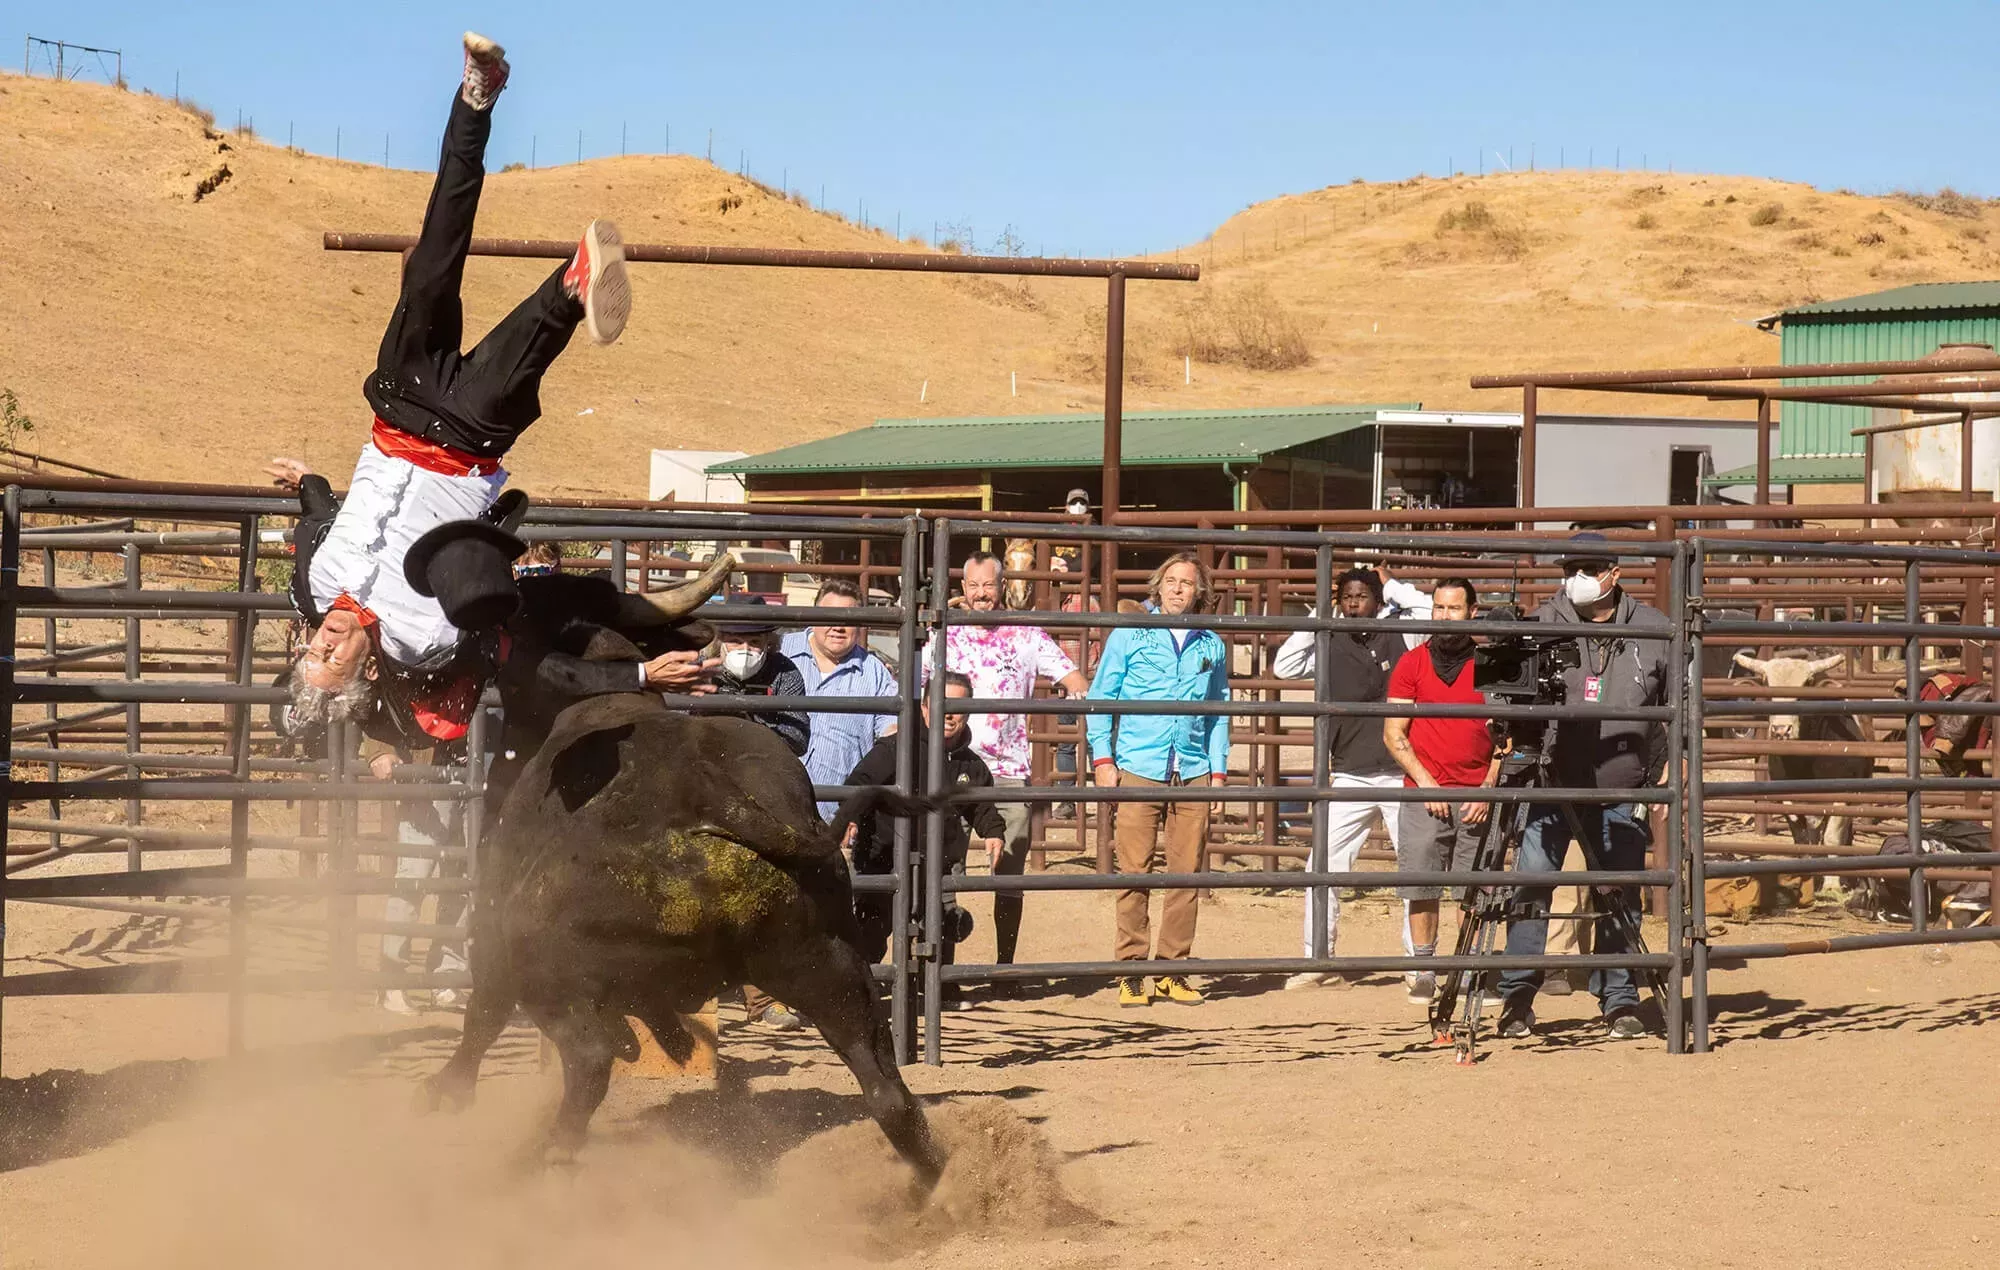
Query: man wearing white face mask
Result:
<box><xmin>704</xmin><ymin>593</ymin><xmax>810</xmax><ymax>757</ymax></box>
<box><xmin>1495</xmin><ymin>532</ymin><xmax>1671</xmax><ymax>1043</ymax></box>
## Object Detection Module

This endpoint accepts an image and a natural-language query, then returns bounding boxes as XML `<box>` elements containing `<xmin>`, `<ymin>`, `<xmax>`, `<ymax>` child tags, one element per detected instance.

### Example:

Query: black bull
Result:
<box><xmin>421</xmin><ymin>691</ymin><xmax>946</xmax><ymax>1185</ymax></box>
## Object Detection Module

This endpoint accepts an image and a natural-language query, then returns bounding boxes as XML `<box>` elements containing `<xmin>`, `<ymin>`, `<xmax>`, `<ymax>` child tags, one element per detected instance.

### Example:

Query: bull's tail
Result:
<box><xmin>826</xmin><ymin>786</ymin><xmax>938</xmax><ymax>847</ymax></box>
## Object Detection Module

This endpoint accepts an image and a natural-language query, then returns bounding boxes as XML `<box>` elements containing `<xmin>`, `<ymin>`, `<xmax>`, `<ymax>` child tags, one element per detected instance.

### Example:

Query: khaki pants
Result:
<box><xmin>1546</xmin><ymin>838</ymin><xmax>1593</xmax><ymax>957</ymax></box>
<box><xmin>1113</xmin><ymin>769</ymin><xmax>1213</xmax><ymax>962</ymax></box>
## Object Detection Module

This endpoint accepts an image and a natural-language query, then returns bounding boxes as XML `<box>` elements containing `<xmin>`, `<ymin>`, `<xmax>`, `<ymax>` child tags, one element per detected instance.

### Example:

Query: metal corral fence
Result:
<box><xmin>4</xmin><ymin>485</ymin><xmax>1999</xmax><ymax>1071</ymax></box>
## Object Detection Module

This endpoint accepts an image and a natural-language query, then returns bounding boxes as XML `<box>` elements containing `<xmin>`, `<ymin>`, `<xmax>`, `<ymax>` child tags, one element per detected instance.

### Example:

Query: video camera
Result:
<box><xmin>1470</xmin><ymin>603</ymin><xmax>1580</xmax><ymax>704</ymax></box>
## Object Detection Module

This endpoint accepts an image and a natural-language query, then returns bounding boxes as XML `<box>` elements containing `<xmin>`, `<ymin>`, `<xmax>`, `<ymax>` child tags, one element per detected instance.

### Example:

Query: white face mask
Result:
<box><xmin>722</xmin><ymin>647</ymin><xmax>766</xmax><ymax>679</ymax></box>
<box><xmin>1562</xmin><ymin>570</ymin><xmax>1610</xmax><ymax>606</ymax></box>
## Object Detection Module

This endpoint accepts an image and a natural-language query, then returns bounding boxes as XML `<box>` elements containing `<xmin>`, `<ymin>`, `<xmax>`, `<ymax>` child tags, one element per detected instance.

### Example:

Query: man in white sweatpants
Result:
<box><xmin>1273</xmin><ymin>565</ymin><xmax>1431</xmax><ymax>987</ymax></box>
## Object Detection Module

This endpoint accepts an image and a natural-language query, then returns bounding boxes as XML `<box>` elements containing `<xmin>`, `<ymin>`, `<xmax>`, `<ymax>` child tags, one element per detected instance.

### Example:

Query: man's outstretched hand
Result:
<box><xmin>266</xmin><ymin>457</ymin><xmax>312</xmax><ymax>492</ymax></box>
<box><xmin>643</xmin><ymin>650</ymin><xmax>720</xmax><ymax>694</ymax></box>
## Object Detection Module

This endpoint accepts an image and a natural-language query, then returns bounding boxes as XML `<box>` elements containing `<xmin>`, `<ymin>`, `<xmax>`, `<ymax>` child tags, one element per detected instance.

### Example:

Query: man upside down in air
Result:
<box><xmin>279</xmin><ymin>32</ymin><xmax>710</xmax><ymax>745</ymax></box>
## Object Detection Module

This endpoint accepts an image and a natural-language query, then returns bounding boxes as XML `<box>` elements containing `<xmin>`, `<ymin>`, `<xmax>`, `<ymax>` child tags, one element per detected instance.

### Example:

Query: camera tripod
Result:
<box><xmin>1427</xmin><ymin>718</ymin><xmax>1666</xmax><ymax>1065</ymax></box>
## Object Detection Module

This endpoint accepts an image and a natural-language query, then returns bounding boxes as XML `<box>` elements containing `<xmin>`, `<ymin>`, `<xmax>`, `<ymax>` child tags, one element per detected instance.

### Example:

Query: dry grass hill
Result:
<box><xmin>5</xmin><ymin>71</ymin><xmax>1999</xmax><ymax>499</ymax></box>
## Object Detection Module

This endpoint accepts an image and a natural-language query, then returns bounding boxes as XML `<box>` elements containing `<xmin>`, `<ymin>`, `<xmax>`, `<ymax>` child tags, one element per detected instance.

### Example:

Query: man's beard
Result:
<box><xmin>1431</xmin><ymin>632</ymin><xmax>1473</xmax><ymax>654</ymax></box>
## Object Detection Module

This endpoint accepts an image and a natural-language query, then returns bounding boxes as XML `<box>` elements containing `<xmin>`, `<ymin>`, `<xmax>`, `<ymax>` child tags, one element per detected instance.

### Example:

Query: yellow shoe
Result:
<box><xmin>1116</xmin><ymin>975</ymin><xmax>1152</xmax><ymax>1007</ymax></box>
<box><xmin>1154</xmin><ymin>973</ymin><xmax>1205</xmax><ymax>1005</ymax></box>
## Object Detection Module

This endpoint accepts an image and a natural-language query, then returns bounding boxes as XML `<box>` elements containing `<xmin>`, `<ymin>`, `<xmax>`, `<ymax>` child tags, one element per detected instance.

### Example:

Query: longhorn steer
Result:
<box><xmin>1732</xmin><ymin>652</ymin><xmax>1873</xmax><ymax>847</ymax></box>
<box><xmin>422</xmin><ymin>603</ymin><xmax>944</xmax><ymax>1184</ymax></box>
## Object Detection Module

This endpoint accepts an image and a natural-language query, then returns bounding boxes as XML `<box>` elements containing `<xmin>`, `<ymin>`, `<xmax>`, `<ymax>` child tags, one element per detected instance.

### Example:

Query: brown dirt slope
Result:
<box><xmin>4</xmin><ymin>72</ymin><xmax>1997</xmax><ymax>497</ymax></box>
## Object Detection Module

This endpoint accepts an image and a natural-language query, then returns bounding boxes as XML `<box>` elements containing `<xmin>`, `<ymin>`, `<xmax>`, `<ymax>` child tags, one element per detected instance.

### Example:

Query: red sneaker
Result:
<box><xmin>563</xmin><ymin>219</ymin><xmax>630</xmax><ymax>345</ymax></box>
<box><xmin>460</xmin><ymin>32</ymin><xmax>510</xmax><ymax>111</ymax></box>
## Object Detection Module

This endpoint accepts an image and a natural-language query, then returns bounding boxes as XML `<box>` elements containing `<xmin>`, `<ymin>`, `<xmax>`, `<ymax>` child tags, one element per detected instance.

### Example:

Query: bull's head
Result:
<box><xmin>1734</xmin><ymin>651</ymin><xmax>1844</xmax><ymax>740</ymax></box>
<box><xmin>1002</xmin><ymin>538</ymin><xmax>1036</xmax><ymax>611</ymax></box>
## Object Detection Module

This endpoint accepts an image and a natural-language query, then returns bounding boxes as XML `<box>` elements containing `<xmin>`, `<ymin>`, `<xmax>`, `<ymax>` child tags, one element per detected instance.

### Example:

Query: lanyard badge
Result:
<box><xmin>1582</xmin><ymin>674</ymin><xmax>1603</xmax><ymax>704</ymax></box>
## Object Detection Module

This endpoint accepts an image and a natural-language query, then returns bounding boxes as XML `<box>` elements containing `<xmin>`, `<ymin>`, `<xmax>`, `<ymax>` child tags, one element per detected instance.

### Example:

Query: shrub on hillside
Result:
<box><xmin>177</xmin><ymin>98</ymin><xmax>215</xmax><ymax>130</ymax></box>
<box><xmin>1170</xmin><ymin>282</ymin><xmax>1311</xmax><ymax>372</ymax></box>
<box><xmin>1897</xmin><ymin>188</ymin><xmax>1986</xmax><ymax>218</ymax></box>
<box><xmin>1748</xmin><ymin>202</ymin><xmax>1783</xmax><ymax>227</ymax></box>
<box><xmin>1435</xmin><ymin>201</ymin><xmax>1495</xmax><ymax>234</ymax></box>
<box><xmin>1633</xmin><ymin>212</ymin><xmax>1659</xmax><ymax>230</ymax></box>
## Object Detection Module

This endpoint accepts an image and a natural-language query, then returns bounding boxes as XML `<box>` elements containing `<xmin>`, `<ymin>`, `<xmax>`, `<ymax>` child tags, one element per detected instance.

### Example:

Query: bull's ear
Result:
<box><xmin>1806</xmin><ymin>653</ymin><xmax>1845</xmax><ymax>680</ymax></box>
<box><xmin>1733</xmin><ymin>652</ymin><xmax>1768</xmax><ymax>675</ymax></box>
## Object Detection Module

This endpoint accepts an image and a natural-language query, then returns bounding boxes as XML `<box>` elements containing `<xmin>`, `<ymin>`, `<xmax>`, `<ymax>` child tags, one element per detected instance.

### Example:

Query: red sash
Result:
<box><xmin>370</xmin><ymin>417</ymin><xmax>502</xmax><ymax>477</ymax></box>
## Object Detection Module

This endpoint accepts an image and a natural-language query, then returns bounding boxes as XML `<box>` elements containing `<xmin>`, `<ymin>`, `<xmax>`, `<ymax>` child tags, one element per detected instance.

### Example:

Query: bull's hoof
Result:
<box><xmin>416</xmin><ymin>1071</ymin><xmax>476</xmax><ymax>1115</ymax></box>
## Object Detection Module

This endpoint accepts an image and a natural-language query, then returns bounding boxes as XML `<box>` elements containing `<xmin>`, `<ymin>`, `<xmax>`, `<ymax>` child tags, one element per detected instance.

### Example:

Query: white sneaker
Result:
<box><xmin>1284</xmin><ymin>971</ymin><xmax>1328</xmax><ymax>991</ymax></box>
<box><xmin>433</xmin><ymin>988</ymin><xmax>464</xmax><ymax>1009</ymax></box>
<box><xmin>563</xmin><ymin>219</ymin><xmax>630</xmax><ymax>345</ymax></box>
<box><xmin>379</xmin><ymin>988</ymin><xmax>415</xmax><ymax>1015</ymax></box>
<box><xmin>460</xmin><ymin>32</ymin><xmax>510</xmax><ymax>111</ymax></box>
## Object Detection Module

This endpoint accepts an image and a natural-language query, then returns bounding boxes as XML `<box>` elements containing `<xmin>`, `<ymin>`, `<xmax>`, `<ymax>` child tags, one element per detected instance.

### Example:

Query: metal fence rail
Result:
<box><xmin>4</xmin><ymin>485</ymin><xmax>1999</xmax><ymax>1074</ymax></box>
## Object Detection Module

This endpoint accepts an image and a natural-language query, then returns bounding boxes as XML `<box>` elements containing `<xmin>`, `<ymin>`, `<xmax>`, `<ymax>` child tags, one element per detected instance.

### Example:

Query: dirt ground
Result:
<box><xmin>4</xmin><ymin>879</ymin><xmax>1995</xmax><ymax>1270</ymax></box>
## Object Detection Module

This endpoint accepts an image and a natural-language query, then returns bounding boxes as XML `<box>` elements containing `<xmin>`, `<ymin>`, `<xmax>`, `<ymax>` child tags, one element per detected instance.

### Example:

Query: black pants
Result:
<box><xmin>363</xmin><ymin>91</ymin><xmax>584</xmax><ymax>460</ymax></box>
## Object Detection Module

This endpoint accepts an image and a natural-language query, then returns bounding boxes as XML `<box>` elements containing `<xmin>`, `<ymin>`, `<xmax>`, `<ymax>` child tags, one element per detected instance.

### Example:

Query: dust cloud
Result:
<box><xmin>87</xmin><ymin>1070</ymin><xmax>1092</xmax><ymax>1270</ymax></box>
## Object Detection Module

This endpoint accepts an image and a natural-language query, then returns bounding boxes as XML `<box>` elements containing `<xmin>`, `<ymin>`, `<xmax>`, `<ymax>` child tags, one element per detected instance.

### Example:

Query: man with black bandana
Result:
<box><xmin>1496</xmin><ymin>533</ymin><xmax>1671</xmax><ymax>1042</ymax></box>
<box><xmin>1383</xmin><ymin>577</ymin><xmax>1499</xmax><ymax>1003</ymax></box>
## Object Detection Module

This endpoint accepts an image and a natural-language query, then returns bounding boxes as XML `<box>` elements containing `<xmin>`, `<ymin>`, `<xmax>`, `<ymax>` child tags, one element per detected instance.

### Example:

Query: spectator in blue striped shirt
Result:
<box><xmin>782</xmin><ymin>578</ymin><xmax>899</xmax><ymax>820</ymax></box>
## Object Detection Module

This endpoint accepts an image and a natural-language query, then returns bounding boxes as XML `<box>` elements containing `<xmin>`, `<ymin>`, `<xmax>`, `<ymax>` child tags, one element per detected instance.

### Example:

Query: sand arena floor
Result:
<box><xmin>3</xmin><ymin>884</ymin><xmax>1996</xmax><ymax>1269</ymax></box>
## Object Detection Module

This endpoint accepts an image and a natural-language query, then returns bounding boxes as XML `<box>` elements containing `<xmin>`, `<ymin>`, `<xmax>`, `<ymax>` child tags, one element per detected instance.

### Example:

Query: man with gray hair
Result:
<box><xmin>922</xmin><ymin>551</ymin><xmax>1087</xmax><ymax>988</ymax></box>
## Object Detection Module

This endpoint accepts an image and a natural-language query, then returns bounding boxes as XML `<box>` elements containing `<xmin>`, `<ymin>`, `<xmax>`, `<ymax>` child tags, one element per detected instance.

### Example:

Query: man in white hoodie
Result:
<box><xmin>1273</xmin><ymin>564</ymin><xmax>1432</xmax><ymax>990</ymax></box>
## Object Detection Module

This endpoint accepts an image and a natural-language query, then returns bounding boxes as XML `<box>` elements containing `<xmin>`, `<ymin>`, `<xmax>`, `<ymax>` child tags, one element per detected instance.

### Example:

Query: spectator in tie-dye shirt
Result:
<box><xmin>921</xmin><ymin>552</ymin><xmax>1088</xmax><ymax>986</ymax></box>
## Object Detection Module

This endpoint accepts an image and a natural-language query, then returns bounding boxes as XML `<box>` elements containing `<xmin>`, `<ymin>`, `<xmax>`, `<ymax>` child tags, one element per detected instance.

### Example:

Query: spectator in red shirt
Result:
<box><xmin>1382</xmin><ymin>577</ymin><xmax>1500</xmax><ymax>1003</ymax></box>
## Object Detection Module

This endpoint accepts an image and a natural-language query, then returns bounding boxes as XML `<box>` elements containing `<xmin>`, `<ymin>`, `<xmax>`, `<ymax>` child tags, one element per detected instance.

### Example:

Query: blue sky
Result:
<box><xmin>14</xmin><ymin>1</ymin><xmax>2000</xmax><ymax>257</ymax></box>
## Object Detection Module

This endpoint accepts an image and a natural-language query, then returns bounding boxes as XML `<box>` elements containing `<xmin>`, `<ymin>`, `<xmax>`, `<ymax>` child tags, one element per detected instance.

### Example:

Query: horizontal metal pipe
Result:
<box><xmin>947</xmin><ymin>784</ymin><xmax>1671</xmax><ymax>805</ymax></box>
<box><xmin>7</xmin><ymin>871</ymin><xmax>473</xmax><ymax>900</ymax></box>
<box><xmin>11</xmin><ymin>705</ymin><xmax>127</xmax><ymax>737</ymax></box>
<box><xmin>1704</xmin><ymin>851</ymin><xmax>2000</xmax><ymax>878</ymax></box>
<box><xmin>945</xmin><ymin>867</ymin><xmax>1667</xmax><ymax>892</ymax></box>
<box><xmin>1703</xmin><ymin>776</ymin><xmax>2000</xmax><ymax>796</ymax></box>
<box><xmin>1704</xmin><ymin>619</ymin><xmax>2000</xmax><ymax>639</ymax></box>
<box><xmin>1703</xmin><ymin>699</ymin><xmax>2000</xmax><ymax>718</ymax></box>
<box><xmin>21</xmin><ymin>895</ymin><xmax>466</xmax><ymax>941</ymax></box>
<box><xmin>1470</xmin><ymin>352</ymin><xmax>2000</xmax><ymax>389</ymax></box>
<box><xmin>0</xmin><ymin>963</ymin><xmax>473</xmax><ymax>997</ymax></box>
<box><xmin>937</xmin><ymin>517</ymin><xmax>1683</xmax><ymax>558</ymax></box>
<box><xmin>1703</xmin><ymin>925</ymin><xmax>2000</xmax><ymax>964</ymax></box>
<box><xmin>16</xmin><ymin>586</ymin><xmax>295</xmax><ymax>612</ymax></box>
<box><xmin>941</xmin><ymin>607</ymin><xmax>1679</xmax><ymax>640</ymax></box>
<box><xmin>11</xmin><ymin>747</ymin><xmax>330</xmax><ymax>775</ymax></box>
<box><xmin>9</xmin><ymin>779</ymin><xmax>469</xmax><ymax>802</ymax></box>
<box><xmin>323</xmin><ymin>231</ymin><xmax>1202</xmax><ymax>280</ymax></box>
<box><xmin>939</xmin><ymin>952</ymin><xmax>1673</xmax><ymax>984</ymax></box>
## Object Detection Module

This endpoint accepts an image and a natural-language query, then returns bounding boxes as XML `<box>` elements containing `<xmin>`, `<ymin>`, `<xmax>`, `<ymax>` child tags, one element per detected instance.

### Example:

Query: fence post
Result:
<box><xmin>889</xmin><ymin>518</ymin><xmax>920</xmax><ymax>1064</ymax></box>
<box><xmin>1906</xmin><ymin>561</ymin><xmax>1927</xmax><ymax>932</ymax></box>
<box><xmin>124</xmin><ymin>543</ymin><xmax>141</xmax><ymax>871</ymax></box>
<box><xmin>922</xmin><ymin>519</ymin><xmax>952</xmax><ymax>1066</ymax></box>
<box><xmin>226</xmin><ymin>515</ymin><xmax>258</xmax><ymax>1055</ymax></box>
<box><xmin>41</xmin><ymin>548</ymin><xmax>59</xmax><ymax>858</ymax></box>
<box><xmin>0</xmin><ymin>486</ymin><xmax>20</xmax><ymax>1071</ymax></box>
<box><xmin>1688</xmin><ymin>541</ymin><xmax>1711</xmax><ymax>1052</ymax></box>
<box><xmin>1665</xmin><ymin>540</ymin><xmax>1688</xmax><ymax>1054</ymax></box>
<box><xmin>1307</xmin><ymin>543</ymin><xmax>1333</xmax><ymax>962</ymax></box>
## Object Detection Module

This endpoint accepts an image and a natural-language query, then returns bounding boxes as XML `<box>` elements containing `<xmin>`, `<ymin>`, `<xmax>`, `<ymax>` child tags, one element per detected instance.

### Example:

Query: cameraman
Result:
<box><xmin>1497</xmin><ymin>533</ymin><xmax>1669</xmax><ymax>1042</ymax></box>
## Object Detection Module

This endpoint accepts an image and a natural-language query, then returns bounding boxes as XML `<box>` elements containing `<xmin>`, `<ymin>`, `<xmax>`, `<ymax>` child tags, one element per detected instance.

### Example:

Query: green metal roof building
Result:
<box><xmin>705</xmin><ymin>402</ymin><xmax>1530</xmax><ymax>516</ymax></box>
<box><xmin>1710</xmin><ymin>281</ymin><xmax>2000</xmax><ymax>490</ymax></box>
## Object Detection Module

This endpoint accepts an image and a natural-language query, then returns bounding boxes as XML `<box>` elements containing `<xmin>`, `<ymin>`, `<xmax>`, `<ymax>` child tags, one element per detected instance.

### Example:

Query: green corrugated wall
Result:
<box><xmin>1780</xmin><ymin>313</ymin><xmax>2000</xmax><ymax>457</ymax></box>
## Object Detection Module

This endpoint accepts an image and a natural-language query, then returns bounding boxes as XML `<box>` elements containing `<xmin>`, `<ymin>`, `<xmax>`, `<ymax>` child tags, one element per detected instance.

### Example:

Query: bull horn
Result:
<box><xmin>1806</xmin><ymin>653</ymin><xmax>1846</xmax><ymax>679</ymax></box>
<box><xmin>638</xmin><ymin>552</ymin><xmax>737</xmax><ymax>620</ymax></box>
<box><xmin>1733</xmin><ymin>652</ymin><xmax>1768</xmax><ymax>675</ymax></box>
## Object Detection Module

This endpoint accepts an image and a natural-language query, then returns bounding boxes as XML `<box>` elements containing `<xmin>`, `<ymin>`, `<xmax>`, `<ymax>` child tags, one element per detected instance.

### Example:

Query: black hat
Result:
<box><xmin>706</xmin><ymin>590</ymin><xmax>777</xmax><ymax>635</ymax></box>
<box><xmin>1555</xmin><ymin>531</ymin><xmax>1619</xmax><ymax>572</ymax></box>
<box><xmin>405</xmin><ymin>518</ymin><xmax>526</xmax><ymax>630</ymax></box>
